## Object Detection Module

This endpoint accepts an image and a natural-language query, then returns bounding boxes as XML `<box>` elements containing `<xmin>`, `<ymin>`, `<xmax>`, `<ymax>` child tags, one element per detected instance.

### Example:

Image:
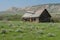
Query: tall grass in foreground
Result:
<box><xmin>0</xmin><ymin>21</ymin><xmax>60</xmax><ymax>40</ymax></box>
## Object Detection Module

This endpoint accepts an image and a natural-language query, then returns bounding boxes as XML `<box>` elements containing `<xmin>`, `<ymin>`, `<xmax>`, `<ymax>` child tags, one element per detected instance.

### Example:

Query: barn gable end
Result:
<box><xmin>39</xmin><ymin>9</ymin><xmax>51</xmax><ymax>22</ymax></box>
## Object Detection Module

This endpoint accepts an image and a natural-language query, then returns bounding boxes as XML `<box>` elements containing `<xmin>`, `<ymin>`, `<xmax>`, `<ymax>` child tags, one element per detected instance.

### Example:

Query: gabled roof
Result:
<box><xmin>22</xmin><ymin>9</ymin><xmax>48</xmax><ymax>18</ymax></box>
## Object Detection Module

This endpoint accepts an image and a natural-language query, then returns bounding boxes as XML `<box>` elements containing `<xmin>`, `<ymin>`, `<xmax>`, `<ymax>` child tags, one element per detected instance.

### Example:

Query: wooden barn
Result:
<box><xmin>22</xmin><ymin>9</ymin><xmax>51</xmax><ymax>22</ymax></box>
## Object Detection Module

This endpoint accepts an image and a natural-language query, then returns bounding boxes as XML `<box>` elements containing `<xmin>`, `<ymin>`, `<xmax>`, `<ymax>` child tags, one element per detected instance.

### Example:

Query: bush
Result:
<box><xmin>1</xmin><ymin>29</ymin><xmax>8</xmax><ymax>34</ymax></box>
<box><xmin>15</xmin><ymin>29</ymin><xmax>24</xmax><ymax>33</ymax></box>
<box><xmin>47</xmin><ymin>33</ymin><xmax>56</xmax><ymax>37</ymax></box>
<box><xmin>37</xmin><ymin>30</ymin><xmax>44</xmax><ymax>35</ymax></box>
<box><xmin>51</xmin><ymin>17</ymin><xmax>60</xmax><ymax>22</ymax></box>
<box><xmin>0</xmin><ymin>26</ymin><xmax>4</xmax><ymax>28</ymax></box>
<box><xmin>8</xmin><ymin>29</ymin><xmax>14</xmax><ymax>32</ymax></box>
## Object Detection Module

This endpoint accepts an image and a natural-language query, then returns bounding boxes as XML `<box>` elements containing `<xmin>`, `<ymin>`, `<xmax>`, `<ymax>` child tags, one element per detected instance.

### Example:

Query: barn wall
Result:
<box><xmin>35</xmin><ymin>18</ymin><xmax>39</xmax><ymax>22</ymax></box>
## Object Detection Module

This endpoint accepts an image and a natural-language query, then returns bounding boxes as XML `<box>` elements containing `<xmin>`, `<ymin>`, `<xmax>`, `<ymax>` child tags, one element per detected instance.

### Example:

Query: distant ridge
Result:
<box><xmin>0</xmin><ymin>3</ymin><xmax>60</xmax><ymax>15</ymax></box>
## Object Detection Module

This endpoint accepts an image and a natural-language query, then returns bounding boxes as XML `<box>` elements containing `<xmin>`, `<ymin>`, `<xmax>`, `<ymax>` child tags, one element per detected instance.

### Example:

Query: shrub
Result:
<box><xmin>0</xmin><ymin>26</ymin><xmax>4</xmax><ymax>28</ymax></box>
<box><xmin>1</xmin><ymin>29</ymin><xmax>8</xmax><ymax>34</ymax></box>
<box><xmin>52</xmin><ymin>17</ymin><xmax>60</xmax><ymax>23</ymax></box>
<box><xmin>8</xmin><ymin>24</ymin><xmax>13</xmax><ymax>27</ymax></box>
<box><xmin>8</xmin><ymin>29</ymin><xmax>14</xmax><ymax>32</ymax></box>
<box><xmin>15</xmin><ymin>29</ymin><xmax>24</xmax><ymax>33</ymax></box>
<box><xmin>37</xmin><ymin>30</ymin><xmax>44</xmax><ymax>35</ymax></box>
<box><xmin>47</xmin><ymin>33</ymin><xmax>56</xmax><ymax>37</ymax></box>
<box><xmin>18</xmin><ymin>24</ymin><xmax>20</xmax><ymax>26</ymax></box>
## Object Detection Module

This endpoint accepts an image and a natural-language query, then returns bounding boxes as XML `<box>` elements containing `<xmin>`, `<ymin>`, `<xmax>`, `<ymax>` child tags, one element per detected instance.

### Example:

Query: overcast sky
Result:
<box><xmin>0</xmin><ymin>0</ymin><xmax>60</xmax><ymax>11</ymax></box>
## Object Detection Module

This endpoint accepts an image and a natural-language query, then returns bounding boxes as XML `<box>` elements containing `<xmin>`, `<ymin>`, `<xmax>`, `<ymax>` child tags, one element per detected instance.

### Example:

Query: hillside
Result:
<box><xmin>0</xmin><ymin>3</ymin><xmax>60</xmax><ymax>15</ymax></box>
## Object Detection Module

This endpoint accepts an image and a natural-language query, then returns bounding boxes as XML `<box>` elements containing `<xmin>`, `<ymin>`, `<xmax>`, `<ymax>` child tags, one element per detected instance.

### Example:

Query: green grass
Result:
<box><xmin>0</xmin><ymin>21</ymin><xmax>60</xmax><ymax>40</ymax></box>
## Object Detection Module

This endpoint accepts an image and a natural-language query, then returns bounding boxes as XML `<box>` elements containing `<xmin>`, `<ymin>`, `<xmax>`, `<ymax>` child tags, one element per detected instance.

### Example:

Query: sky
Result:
<box><xmin>0</xmin><ymin>0</ymin><xmax>60</xmax><ymax>11</ymax></box>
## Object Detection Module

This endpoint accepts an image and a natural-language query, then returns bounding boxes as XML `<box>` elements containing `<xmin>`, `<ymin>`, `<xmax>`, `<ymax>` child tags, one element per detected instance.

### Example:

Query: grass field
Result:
<box><xmin>0</xmin><ymin>21</ymin><xmax>60</xmax><ymax>40</ymax></box>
